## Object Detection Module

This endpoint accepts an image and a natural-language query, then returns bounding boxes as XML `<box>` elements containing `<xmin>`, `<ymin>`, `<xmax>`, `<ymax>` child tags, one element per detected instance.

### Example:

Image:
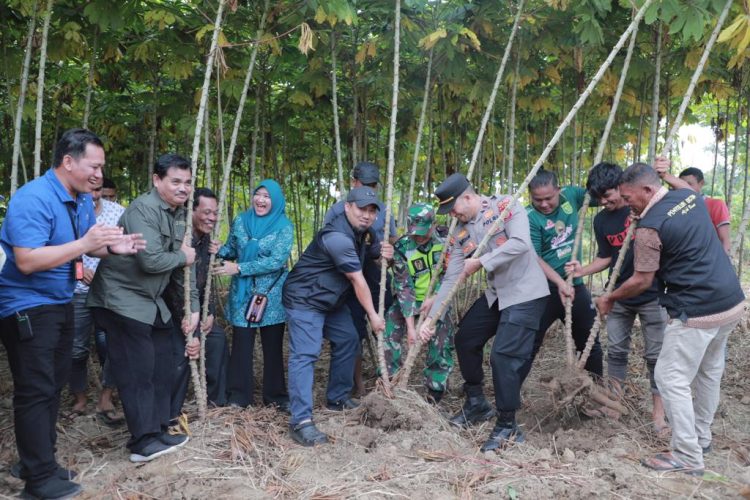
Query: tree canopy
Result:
<box><xmin>2</xmin><ymin>0</ymin><xmax>749</xmax><ymax>250</ymax></box>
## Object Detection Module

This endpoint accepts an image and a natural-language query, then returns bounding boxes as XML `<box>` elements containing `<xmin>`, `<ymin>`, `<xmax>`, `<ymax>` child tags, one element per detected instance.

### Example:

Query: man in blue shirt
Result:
<box><xmin>0</xmin><ymin>128</ymin><xmax>144</xmax><ymax>500</ymax></box>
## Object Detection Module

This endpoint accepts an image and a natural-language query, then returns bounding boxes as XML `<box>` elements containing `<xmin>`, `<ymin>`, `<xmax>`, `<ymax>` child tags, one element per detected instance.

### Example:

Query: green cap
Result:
<box><xmin>407</xmin><ymin>203</ymin><xmax>435</xmax><ymax>236</ymax></box>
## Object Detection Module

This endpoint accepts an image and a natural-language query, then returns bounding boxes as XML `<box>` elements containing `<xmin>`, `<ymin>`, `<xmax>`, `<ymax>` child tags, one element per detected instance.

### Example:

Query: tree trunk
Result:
<box><xmin>33</xmin><ymin>0</ymin><xmax>53</xmax><ymax>179</ymax></box>
<box><xmin>330</xmin><ymin>29</ymin><xmax>345</xmax><ymax>197</ymax></box>
<box><xmin>204</xmin><ymin>102</ymin><xmax>212</xmax><ymax>188</ymax></box>
<box><xmin>647</xmin><ymin>22</ymin><xmax>662</xmax><ymax>165</ymax></box>
<box><xmin>723</xmin><ymin>98</ymin><xmax>730</xmax><ymax>197</ymax></box>
<box><xmin>507</xmin><ymin>48</ymin><xmax>520</xmax><ymax>191</ymax></box>
<box><xmin>710</xmin><ymin>100</ymin><xmax>721</xmax><ymax>196</ymax></box>
<box><xmin>635</xmin><ymin>80</ymin><xmax>647</xmax><ymax>162</ymax></box>
<box><xmin>405</xmin><ymin>47</ymin><xmax>433</xmax><ymax>214</ymax></box>
<box><xmin>736</xmin><ymin>89</ymin><xmax>749</xmax><ymax>271</ymax></box>
<box><xmin>147</xmin><ymin>107</ymin><xmax>157</xmax><ymax>185</ymax></box>
<box><xmin>594</xmin><ymin>19</ymin><xmax>638</xmax><ymax>164</ymax></box>
<box><xmin>82</xmin><ymin>30</ymin><xmax>98</xmax><ymax>129</ymax></box>
<box><xmin>727</xmin><ymin>94</ymin><xmax>741</xmax><ymax>208</ymax></box>
<box><xmin>249</xmin><ymin>84</ymin><xmax>261</xmax><ymax>189</ymax></box>
<box><xmin>182</xmin><ymin>0</ymin><xmax>228</xmax><ymax>422</ymax></box>
<box><xmin>10</xmin><ymin>0</ymin><xmax>38</xmax><ymax>195</ymax></box>
<box><xmin>377</xmin><ymin>0</ymin><xmax>402</xmax><ymax>392</ymax></box>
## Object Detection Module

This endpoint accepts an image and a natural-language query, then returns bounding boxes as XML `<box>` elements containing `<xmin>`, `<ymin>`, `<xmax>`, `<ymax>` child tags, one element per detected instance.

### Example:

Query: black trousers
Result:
<box><xmin>347</xmin><ymin>259</ymin><xmax>393</xmax><ymax>341</ymax></box>
<box><xmin>171</xmin><ymin>324</ymin><xmax>229</xmax><ymax>419</ymax></box>
<box><xmin>520</xmin><ymin>283</ymin><xmax>603</xmax><ymax>381</ymax></box>
<box><xmin>455</xmin><ymin>296</ymin><xmax>547</xmax><ymax>412</ymax></box>
<box><xmin>226</xmin><ymin>323</ymin><xmax>288</xmax><ymax>407</ymax></box>
<box><xmin>92</xmin><ymin>308</ymin><xmax>173</xmax><ymax>451</ymax></box>
<box><xmin>0</xmin><ymin>303</ymin><xmax>73</xmax><ymax>485</ymax></box>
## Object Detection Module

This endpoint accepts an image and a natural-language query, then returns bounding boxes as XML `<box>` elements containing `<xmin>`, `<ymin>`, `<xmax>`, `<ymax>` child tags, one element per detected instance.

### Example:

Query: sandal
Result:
<box><xmin>97</xmin><ymin>408</ymin><xmax>125</xmax><ymax>426</ymax></box>
<box><xmin>641</xmin><ymin>452</ymin><xmax>704</xmax><ymax>476</ymax></box>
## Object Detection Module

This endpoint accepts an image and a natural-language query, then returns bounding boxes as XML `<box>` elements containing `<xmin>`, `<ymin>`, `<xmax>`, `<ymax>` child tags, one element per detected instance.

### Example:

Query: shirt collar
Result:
<box><xmin>636</xmin><ymin>186</ymin><xmax>668</xmax><ymax>219</ymax></box>
<box><xmin>45</xmin><ymin>168</ymin><xmax>75</xmax><ymax>204</ymax></box>
<box><xmin>148</xmin><ymin>187</ymin><xmax>178</xmax><ymax>212</ymax></box>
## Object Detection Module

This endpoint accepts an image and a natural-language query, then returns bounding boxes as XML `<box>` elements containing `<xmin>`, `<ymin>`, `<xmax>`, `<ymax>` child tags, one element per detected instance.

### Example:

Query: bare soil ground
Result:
<box><xmin>1</xmin><ymin>308</ymin><xmax>749</xmax><ymax>499</ymax></box>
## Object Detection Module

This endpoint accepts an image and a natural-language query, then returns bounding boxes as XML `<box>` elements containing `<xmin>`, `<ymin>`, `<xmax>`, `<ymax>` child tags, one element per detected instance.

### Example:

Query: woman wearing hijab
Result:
<box><xmin>215</xmin><ymin>179</ymin><xmax>294</xmax><ymax>410</ymax></box>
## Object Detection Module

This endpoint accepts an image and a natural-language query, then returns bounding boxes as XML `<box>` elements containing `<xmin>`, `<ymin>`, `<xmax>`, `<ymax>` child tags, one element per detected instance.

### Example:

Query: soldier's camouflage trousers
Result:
<box><xmin>381</xmin><ymin>302</ymin><xmax>455</xmax><ymax>393</ymax></box>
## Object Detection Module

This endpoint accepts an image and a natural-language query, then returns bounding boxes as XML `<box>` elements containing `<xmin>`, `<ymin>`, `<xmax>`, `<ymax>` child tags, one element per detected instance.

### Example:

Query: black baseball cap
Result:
<box><xmin>435</xmin><ymin>173</ymin><xmax>471</xmax><ymax>214</ymax></box>
<box><xmin>346</xmin><ymin>186</ymin><xmax>381</xmax><ymax>209</ymax></box>
<box><xmin>352</xmin><ymin>161</ymin><xmax>380</xmax><ymax>185</ymax></box>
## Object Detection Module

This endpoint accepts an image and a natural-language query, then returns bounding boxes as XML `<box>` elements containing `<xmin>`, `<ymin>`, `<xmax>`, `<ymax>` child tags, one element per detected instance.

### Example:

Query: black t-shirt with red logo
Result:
<box><xmin>593</xmin><ymin>206</ymin><xmax>659</xmax><ymax>306</ymax></box>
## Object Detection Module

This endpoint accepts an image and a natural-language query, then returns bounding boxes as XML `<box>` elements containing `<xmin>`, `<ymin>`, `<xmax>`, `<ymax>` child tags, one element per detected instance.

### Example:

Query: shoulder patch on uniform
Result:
<box><xmin>561</xmin><ymin>201</ymin><xmax>573</xmax><ymax>215</ymax></box>
<box><xmin>496</xmin><ymin>198</ymin><xmax>513</xmax><ymax>221</ymax></box>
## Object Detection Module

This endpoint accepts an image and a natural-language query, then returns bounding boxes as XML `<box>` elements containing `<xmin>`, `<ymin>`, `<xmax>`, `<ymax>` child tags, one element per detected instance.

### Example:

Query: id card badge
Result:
<box><xmin>75</xmin><ymin>260</ymin><xmax>84</xmax><ymax>280</ymax></box>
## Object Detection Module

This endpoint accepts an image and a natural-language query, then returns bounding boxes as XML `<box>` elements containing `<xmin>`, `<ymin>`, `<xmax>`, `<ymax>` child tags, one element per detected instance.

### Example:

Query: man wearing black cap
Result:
<box><xmin>283</xmin><ymin>186</ymin><xmax>394</xmax><ymax>446</ymax></box>
<box><xmin>419</xmin><ymin>173</ymin><xmax>549</xmax><ymax>452</ymax></box>
<box><xmin>324</xmin><ymin>161</ymin><xmax>397</xmax><ymax>395</ymax></box>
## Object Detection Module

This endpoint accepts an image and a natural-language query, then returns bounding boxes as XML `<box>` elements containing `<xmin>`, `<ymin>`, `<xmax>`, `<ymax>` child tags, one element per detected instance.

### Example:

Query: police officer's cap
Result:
<box><xmin>352</xmin><ymin>161</ymin><xmax>380</xmax><ymax>185</ymax></box>
<box><xmin>346</xmin><ymin>186</ymin><xmax>381</xmax><ymax>209</ymax></box>
<box><xmin>435</xmin><ymin>173</ymin><xmax>470</xmax><ymax>214</ymax></box>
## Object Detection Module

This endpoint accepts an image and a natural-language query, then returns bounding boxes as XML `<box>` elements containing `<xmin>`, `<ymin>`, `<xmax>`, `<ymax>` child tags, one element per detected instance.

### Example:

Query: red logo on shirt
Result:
<box><xmin>606</xmin><ymin>216</ymin><xmax>635</xmax><ymax>247</ymax></box>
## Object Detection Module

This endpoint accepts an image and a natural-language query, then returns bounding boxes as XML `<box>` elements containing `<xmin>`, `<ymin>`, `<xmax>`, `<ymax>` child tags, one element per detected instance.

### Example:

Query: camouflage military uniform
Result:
<box><xmin>383</xmin><ymin>205</ymin><xmax>455</xmax><ymax>394</ymax></box>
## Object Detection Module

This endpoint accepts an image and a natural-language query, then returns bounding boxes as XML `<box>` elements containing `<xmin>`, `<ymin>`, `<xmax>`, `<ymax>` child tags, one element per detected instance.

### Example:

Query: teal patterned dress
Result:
<box><xmin>218</xmin><ymin>216</ymin><xmax>293</xmax><ymax>328</ymax></box>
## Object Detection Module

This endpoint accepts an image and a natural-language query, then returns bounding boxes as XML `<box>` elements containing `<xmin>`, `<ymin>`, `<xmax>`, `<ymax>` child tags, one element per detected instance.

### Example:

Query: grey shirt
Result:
<box><xmin>429</xmin><ymin>194</ymin><xmax>549</xmax><ymax>318</ymax></box>
<box><xmin>87</xmin><ymin>188</ymin><xmax>199</xmax><ymax>325</ymax></box>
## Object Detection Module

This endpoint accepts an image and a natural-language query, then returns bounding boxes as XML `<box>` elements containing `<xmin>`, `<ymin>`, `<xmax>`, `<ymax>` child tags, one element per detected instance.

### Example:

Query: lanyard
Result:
<box><xmin>66</xmin><ymin>203</ymin><xmax>80</xmax><ymax>240</ymax></box>
<box><xmin>66</xmin><ymin>202</ymin><xmax>83</xmax><ymax>278</ymax></box>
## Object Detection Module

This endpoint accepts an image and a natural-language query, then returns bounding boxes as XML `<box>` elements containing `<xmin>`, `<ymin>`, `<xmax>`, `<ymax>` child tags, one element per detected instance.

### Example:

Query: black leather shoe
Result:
<box><xmin>11</xmin><ymin>462</ymin><xmax>77</xmax><ymax>481</ymax></box>
<box><xmin>21</xmin><ymin>476</ymin><xmax>82</xmax><ymax>500</ymax></box>
<box><xmin>290</xmin><ymin>421</ymin><xmax>329</xmax><ymax>446</ymax></box>
<box><xmin>326</xmin><ymin>398</ymin><xmax>360</xmax><ymax>411</ymax></box>
<box><xmin>480</xmin><ymin>423</ymin><xmax>525</xmax><ymax>453</ymax></box>
<box><xmin>449</xmin><ymin>396</ymin><xmax>495</xmax><ymax>427</ymax></box>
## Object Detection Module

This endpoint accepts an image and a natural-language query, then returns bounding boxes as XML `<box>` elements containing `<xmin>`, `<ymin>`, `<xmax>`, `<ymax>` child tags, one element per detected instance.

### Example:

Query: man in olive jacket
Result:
<box><xmin>88</xmin><ymin>153</ymin><xmax>199</xmax><ymax>463</ymax></box>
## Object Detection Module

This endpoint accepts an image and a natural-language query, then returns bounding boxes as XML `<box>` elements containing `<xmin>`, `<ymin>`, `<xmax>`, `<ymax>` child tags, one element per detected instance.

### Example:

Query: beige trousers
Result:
<box><xmin>654</xmin><ymin>318</ymin><xmax>737</xmax><ymax>468</ymax></box>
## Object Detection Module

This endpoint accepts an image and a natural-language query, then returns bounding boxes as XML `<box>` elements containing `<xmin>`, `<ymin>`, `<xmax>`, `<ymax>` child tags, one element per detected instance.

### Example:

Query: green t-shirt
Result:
<box><xmin>526</xmin><ymin>185</ymin><xmax>587</xmax><ymax>285</ymax></box>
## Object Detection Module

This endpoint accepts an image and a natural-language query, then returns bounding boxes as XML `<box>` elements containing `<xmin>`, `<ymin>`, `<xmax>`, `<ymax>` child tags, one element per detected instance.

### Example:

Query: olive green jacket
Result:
<box><xmin>87</xmin><ymin>188</ymin><xmax>198</xmax><ymax>325</ymax></box>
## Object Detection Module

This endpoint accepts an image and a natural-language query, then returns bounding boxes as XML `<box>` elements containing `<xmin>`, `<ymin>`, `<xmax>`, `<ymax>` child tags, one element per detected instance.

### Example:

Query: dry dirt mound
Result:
<box><xmin>1</xmin><ymin>307</ymin><xmax>749</xmax><ymax>498</ymax></box>
<box><xmin>356</xmin><ymin>388</ymin><xmax>446</xmax><ymax>431</ymax></box>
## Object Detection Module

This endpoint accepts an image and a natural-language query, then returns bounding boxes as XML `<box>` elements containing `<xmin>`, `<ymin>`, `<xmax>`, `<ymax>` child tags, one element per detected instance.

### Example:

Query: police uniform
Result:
<box><xmin>429</xmin><ymin>173</ymin><xmax>549</xmax><ymax>447</ymax></box>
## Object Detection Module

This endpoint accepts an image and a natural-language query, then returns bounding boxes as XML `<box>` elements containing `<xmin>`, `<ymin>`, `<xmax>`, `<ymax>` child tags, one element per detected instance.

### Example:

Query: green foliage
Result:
<box><xmin>0</xmin><ymin>0</ymin><xmax>747</xmax><ymax>276</ymax></box>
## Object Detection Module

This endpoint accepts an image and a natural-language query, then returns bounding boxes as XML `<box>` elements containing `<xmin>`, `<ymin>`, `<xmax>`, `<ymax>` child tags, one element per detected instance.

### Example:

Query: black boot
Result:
<box><xmin>480</xmin><ymin>422</ymin><xmax>525</xmax><ymax>452</ymax></box>
<box><xmin>449</xmin><ymin>390</ymin><xmax>495</xmax><ymax>427</ymax></box>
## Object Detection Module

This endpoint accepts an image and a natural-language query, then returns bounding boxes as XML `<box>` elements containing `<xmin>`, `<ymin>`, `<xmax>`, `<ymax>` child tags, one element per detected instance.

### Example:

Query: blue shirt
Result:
<box><xmin>323</xmin><ymin>200</ymin><xmax>397</xmax><ymax>243</ymax></box>
<box><xmin>0</xmin><ymin>168</ymin><xmax>96</xmax><ymax>317</ymax></box>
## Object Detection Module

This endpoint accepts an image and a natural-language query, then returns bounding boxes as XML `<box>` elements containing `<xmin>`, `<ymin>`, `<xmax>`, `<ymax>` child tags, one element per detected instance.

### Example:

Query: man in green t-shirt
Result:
<box><xmin>522</xmin><ymin>170</ymin><xmax>603</xmax><ymax>382</ymax></box>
